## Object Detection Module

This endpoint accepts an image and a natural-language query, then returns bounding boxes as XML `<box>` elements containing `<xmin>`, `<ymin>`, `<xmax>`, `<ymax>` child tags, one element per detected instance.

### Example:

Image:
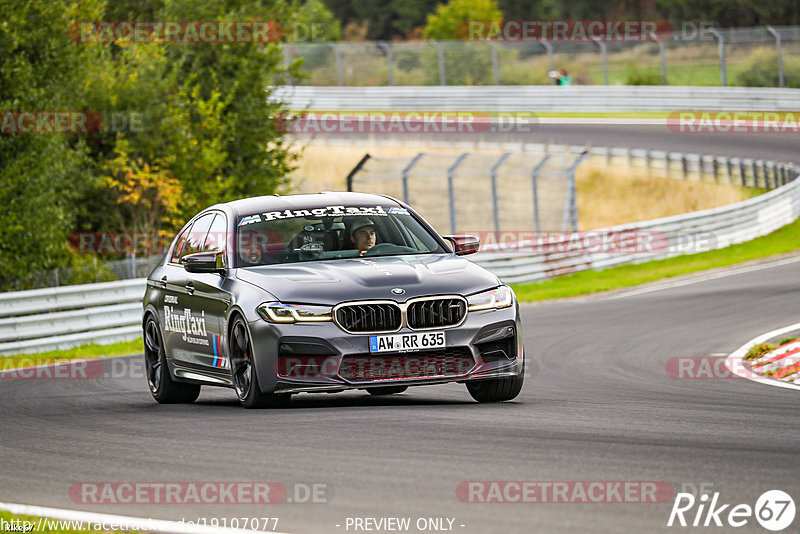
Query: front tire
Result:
<box><xmin>143</xmin><ymin>315</ymin><xmax>201</xmax><ymax>404</ymax></box>
<box><xmin>466</xmin><ymin>362</ymin><xmax>524</xmax><ymax>403</ymax></box>
<box><xmin>229</xmin><ymin>316</ymin><xmax>291</xmax><ymax>409</ymax></box>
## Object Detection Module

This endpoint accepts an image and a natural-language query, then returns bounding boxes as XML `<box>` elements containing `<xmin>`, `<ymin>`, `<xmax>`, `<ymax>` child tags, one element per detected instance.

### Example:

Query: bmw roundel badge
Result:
<box><xmin>391</xmin><ymin>288</ymin><xmax>405</xmax><ymax>295</ymax></box>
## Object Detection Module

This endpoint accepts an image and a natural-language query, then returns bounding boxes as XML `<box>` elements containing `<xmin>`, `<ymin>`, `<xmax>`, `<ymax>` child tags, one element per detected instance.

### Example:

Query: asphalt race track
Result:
<box><xmin>310</xmin><ymin>124</ymin><xmax>800</xmax><ymax>164</ymax></box>
<box><xmin>2</xmin><ymin>258</ymin><xmax>799</xmax><ymax>533</ymax></box>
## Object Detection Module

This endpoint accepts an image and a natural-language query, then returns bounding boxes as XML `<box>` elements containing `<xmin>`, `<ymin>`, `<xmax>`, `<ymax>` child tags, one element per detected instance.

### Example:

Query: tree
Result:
<box><xmin>0</xmin><ymin>0</ymin><xmax>104</xmax><ymax>289</ymax></box>
<box><xmin>423</xmin><ymin>0</ymin><xmax>502</xmax><ymax>40</ymax></box>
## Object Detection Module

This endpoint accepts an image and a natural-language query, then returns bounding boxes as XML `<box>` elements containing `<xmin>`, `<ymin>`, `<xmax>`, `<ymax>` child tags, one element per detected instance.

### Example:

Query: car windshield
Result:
<box><xmin>235</xmin><ymin>204</ymin><xmax>446</xmax><ymax>267</ymax></box>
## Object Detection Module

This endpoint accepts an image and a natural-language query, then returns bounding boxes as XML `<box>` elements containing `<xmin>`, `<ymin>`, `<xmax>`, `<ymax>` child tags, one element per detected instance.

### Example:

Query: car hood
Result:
<box><xmin>235</xmin><ymin>254</ymin><xmax>500</xmax><ymax>305</ymax></box>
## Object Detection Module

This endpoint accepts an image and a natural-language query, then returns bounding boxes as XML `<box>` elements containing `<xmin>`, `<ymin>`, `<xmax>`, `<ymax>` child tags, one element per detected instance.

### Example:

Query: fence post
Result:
<box><xmin>565</xmin><ymin>151</ymin><xmax>589</xmax><ymax>231</ymax></box>
<box><xmin>401</xmin><ymin>152</ymin><xmax>425</xmax><ymax>204</ymax></box>
<box><xmin>430</xmin><ymin>41</ymin><xmax>446</xmax><ymax>85</ymax></box>
<box><xmin>752</xmin><ymin>159</ymin><xmax>760</xmax><ymax>188</ymax></box>
<box><xmin>739</xmin><ymin>159</ymin><xmax>747</xmax><ymax>187</ymax></box>
<box><xmin>377</xmin><ymin>41</ymin><xmax>394</xmax><ymax>86</ymax></box>
<box><xmin>531</xmin><ymin>154</ymin><xmax>551</xmax><ymax>232</ymax></box>
<box><xmin>658</xmin><ymin>40</ymin><xmax>667</xmax><ymax>85</ymax></box>
<box><xmin>487</xmin><ymin>41</ymin><xmax>499</xmax><ymax>85</ymax></box>
<box><xmin>590</xmin><ymin>37</ymin><xmax>609</xmax><ymax>85</ymax></box>
<box><xmin>283</xmin><ymin>45</ymin><xmax>294</xmax><ymax>85</ymax></box>
<box><xmin>346</xmin><ymin>154</ymin><xmax>371</xmax><ymax>191</ymax></box>
<box><xmin>708</xmin><ymin>28</ymin><xmax>726</xmax><ymax>86</ymax></box>
<box><xmin>681</xmin><ymin>153</ymin><xmax>688</xmax><ymax>180</ymax></box>
<box><xmin>726</xmin><ymin>158</ymin><xmax>734</xmax><ymax>184</ymax></box>
<box><xmin>540</xmin><ymin>41</ymin><xmax>555</xmax><ymax>84</ymax></box>
<box><xmin>328</xmin><ymin>42</ymin><xmax>344</xmax><ymax>86</ymax></box>
<box><xmin>763</xmin><ymin>160</ymin><xmax>772</xmax><ymax>189</ymax></box>
<box><xmin>447</xmin><ymin>153</ymin><xmax>469</xmax><ymax>233</ymax></box>
<box><xmin>490</xmin><ymin>152</ymin><xmax>511</xmax><ymax>233</ymax></box>
<box><xmin>711</xmin><ymin>156</ymin><xmax>719</xmax><ymax>183</ymax></box>
<box><xmin>766</xmin><ymin>26</ymin><xmax>785</xmax><ymax>88</ymax></box>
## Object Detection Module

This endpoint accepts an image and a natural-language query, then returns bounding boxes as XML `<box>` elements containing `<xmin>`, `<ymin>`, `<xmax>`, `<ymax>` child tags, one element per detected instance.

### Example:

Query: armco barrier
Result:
<box><xmin>275</xmin><ymin>85</ymin><xmax>800</xmax><ymax>113</ymax></box>
<box><xmin>0</xmin><ymin>279</ymin><xmax>146</xmax><ymax>355</ymax></box>
<box><xmin>1</xmin><ymin>146</ymin><xmax>797</xmax><ymax>355</ymax></box>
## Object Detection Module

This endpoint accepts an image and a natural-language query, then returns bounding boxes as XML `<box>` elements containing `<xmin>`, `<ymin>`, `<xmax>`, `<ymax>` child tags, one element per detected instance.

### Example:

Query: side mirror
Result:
<box><xmin>443</xmin><ymin>234</ymin><xmax>480</xmax><ymax>256</ymax></box>
<box><xmin>182</xmin><ymin>251</ymin><xmax>225</xmax><ymax>274</ymax></box>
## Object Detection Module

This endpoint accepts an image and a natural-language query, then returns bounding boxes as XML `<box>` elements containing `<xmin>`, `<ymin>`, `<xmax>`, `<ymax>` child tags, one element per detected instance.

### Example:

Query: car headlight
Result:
<box><xmin>467</xmin><ymin>285</ymin><xmax>514</xmax><ymax>311</ymax></box>
<box><xmin>257</xmin><ymin>302</ymin><xmax>332</xmax><ymax>323</ymax></box>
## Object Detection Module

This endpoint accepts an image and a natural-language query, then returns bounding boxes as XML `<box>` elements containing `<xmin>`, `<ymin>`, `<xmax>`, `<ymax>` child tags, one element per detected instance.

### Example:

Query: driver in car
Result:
<box><xmin>349</xmin><ymin>217</ymin><xmax>376</xmax><ymax>255</ymax></box>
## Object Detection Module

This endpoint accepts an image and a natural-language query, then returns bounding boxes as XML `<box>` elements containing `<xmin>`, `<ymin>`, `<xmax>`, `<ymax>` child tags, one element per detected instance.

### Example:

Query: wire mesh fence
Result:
<box><xmin>283</xmin><ymin>26</ymin><xmax>800</xmax><ymax>87</ymax></box>
<box><xmin>12</xmin><ymin>255</ymin><xmax>163</xmax><ymax>292</ymax></box>
<box><xmin>347</xmin><ymin>150</ymin><xmax>587</xmax><ymax>235</ymax></box>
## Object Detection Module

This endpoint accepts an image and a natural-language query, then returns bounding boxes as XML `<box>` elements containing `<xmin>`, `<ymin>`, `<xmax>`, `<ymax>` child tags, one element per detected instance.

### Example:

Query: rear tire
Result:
<box><xmin>229</xmin><ymin>316</ymin><xmax>291</xmax><ymax>409</ymax></box>
<box><xmin>143</xmin><ymin>315</ymin><xmax>201</xmax><ymax>404</ymax></box>
<box><xmin>466</xmin><ymin>362</ymin><xmax>524</xmax><ymax>403</ymax></box>
<box><xmin>366</xmin><ymin>386</ymin><xmax>408</xmax><ymax>396</ymax></box>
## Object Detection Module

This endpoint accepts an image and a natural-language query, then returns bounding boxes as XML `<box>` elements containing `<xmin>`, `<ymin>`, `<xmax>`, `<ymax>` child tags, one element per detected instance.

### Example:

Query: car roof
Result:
<box><xmin>208</xmin><ymin>191</ymin><xmax>403</xmax><ymax>220</ymax></box>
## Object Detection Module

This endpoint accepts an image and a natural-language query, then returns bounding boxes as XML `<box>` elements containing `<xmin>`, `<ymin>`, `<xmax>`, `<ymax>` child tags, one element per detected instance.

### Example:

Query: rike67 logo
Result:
<box><xmin>668</xmin><ymin>490</ymin><xmax>795</xmax><ymax>531</ymax></box>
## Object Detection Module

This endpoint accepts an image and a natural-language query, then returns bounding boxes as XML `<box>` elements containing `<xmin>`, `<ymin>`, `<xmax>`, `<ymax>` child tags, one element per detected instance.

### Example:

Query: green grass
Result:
<box><xmin>0</xmin><ymin>511</ymin><xmax>139</xmax><ymax>533</ymax></box>
<box><xmin>589</xmin><ymin>62</ymin><xmax>724</xmax><ymax>87</ymax></box>
<box><xmin>1</xmin><ymin>339</ymin><xmax>143</xmax><ymax>370</ymax></box>
<box><xmin>512</xmin><ymin>218</ymin><xmax>800</xmax><ymax>302</ymax></box>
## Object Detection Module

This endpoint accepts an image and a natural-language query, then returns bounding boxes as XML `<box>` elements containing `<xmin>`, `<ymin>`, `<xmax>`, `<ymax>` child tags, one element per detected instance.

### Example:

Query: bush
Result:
<box><xmin>625</xmin><ymin>63</ymin><xmax>662</xmax><ymax>85</ymax></box>
<box><xmin>734</xmin><ymin>47</ymin><xmax>800</xmax><ymax>88</ymax></box>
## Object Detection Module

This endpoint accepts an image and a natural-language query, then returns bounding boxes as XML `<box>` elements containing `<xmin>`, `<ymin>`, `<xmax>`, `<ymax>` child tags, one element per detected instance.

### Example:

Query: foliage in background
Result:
<box><xmin>423</xmin><ymin>0</ymin><xmax>502</xmax><ymax>40</ymax></box>
<box><xmin>324</xmin><ymin>0</ymin><xmax>800</xmax><ymax>41</ymax></box>
<box><xmin>734</xmin><ymin>47</ymin><xmax>800</xmax><ymax>88</ymax></box>
<box><xmin>625</xmin><ymin>63</ymin><xmax>663</xmax><ymax>85</ymax></box>
<box><xmin>0</xmin><ymin>0</ymin><xmax>316</xmax><ymax>290</ymax></box>
<box><xmin>0</xmin><ymin>0</ymin><xmax>104</xmax><ymax>290</ymax></box>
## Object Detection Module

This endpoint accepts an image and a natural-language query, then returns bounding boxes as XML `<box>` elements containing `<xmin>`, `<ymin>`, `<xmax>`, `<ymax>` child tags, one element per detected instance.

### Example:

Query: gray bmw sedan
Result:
<box><xmin>143</xmin><ymin>192</ymin><xmax>524</xmax><ymax>408</ymax></box>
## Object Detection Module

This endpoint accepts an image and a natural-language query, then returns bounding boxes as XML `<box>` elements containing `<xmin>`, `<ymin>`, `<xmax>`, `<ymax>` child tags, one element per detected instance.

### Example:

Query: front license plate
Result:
<box><xmin>369</xmin><ymin>331</ymin><xmax>446</xmax><ymax>353</ymax></box>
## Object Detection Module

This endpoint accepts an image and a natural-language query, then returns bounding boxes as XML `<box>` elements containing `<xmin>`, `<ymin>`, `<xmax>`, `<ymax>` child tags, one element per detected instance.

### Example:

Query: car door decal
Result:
<box><xmin>211</xmin><ymin>334</ymin><xmax>226</xmax><ymax>368</ymax></box>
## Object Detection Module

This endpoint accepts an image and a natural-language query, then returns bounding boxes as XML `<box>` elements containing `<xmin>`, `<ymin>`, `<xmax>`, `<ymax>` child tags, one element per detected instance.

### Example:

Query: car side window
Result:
<box><xmin>180</xmin><ymin>213</ymin><xmax>215</xmax><ymax>259</ymax></box>
<box><xmin>170</xmin><ymin>224</ymin><xmax>192</xmax><ymax>264</ymax></box>
<box><xmin>203</xmin><ymin>213</ymin><xmax>227</xmax><ymax>254</ymax></box>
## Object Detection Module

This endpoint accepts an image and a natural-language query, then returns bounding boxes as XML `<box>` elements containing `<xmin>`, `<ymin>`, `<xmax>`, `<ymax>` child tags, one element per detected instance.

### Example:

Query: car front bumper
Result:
<box><xmin>246</xmin><ymin>304</ymin><xmax>524</xmax><ymax>394</ymax></box>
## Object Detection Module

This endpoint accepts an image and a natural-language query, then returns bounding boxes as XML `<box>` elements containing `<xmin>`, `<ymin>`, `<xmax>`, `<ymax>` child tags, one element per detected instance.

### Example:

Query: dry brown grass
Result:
<box><xmin>576</xmin><ymin>161</ymin><xmax>754</xmax><ymax>229</ymax></box>
<box><xmin>290</xmin><ymin>142</ymin><xmax>755</xmax><ymax>229</ymax></box>
<box><xmin>288</xmin><ymin>142</ymin><xmax>484</xmax><ymax>192</ymax></box>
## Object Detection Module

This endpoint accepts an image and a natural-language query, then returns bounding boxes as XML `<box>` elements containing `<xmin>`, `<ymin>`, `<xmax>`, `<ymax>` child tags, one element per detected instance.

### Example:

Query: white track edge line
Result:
<box><xmin>724</xmin><ymin>321</ymin><xmax>800</xmax><ymax>392</ymax></box>
<box><xmin>0</xmin><ymin>502</ymin><xmax>294</xmax><ymax>534</ymax></box>
<box><xmin>608</xmin><ymin>255</ymin><xmax>800</xmax><ymax>299</ymax></box>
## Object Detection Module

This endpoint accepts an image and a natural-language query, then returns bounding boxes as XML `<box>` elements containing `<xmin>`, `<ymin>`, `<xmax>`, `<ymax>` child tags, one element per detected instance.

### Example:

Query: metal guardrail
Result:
<box><xmin>275</xmin><ymin>85</ymin><xmax>800</xmax><ymax>112</ymax></box>
<box><xmin>0</xmin><ymin>279</ymin><xmax>145</xmax><ymax>355</ymax></box>
<box><xmin>1</xmin><ymin>144</ymin><xmax>797</xmax><ymax>355</ymax></box>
